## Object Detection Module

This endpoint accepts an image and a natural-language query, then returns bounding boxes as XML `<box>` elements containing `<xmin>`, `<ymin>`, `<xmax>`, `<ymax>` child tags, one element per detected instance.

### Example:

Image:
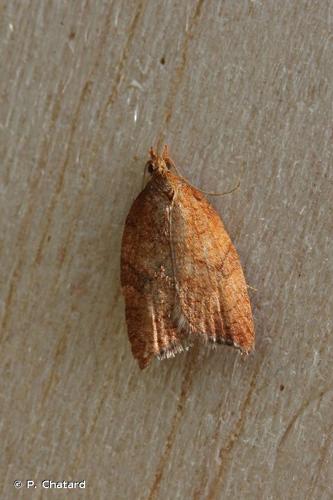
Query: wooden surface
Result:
<box><xmin>1</xmin><ymin>1</ymin><xmax>332</xmax><ymax>499</ymax></box>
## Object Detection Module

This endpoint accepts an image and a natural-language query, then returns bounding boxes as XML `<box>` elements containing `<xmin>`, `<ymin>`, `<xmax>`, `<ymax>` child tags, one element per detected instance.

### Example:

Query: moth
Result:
<box><xmin>121</xmin><ymin>146</ymin><xmax>255</xmax><ymax>369</ymax></box>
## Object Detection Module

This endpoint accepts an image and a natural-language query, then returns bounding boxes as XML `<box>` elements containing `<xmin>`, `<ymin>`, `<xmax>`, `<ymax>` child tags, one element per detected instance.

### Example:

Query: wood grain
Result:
<box><xmin>1</xmin><ymin>1</ymin><xmax>332</xmax><ymax>499</ymax></box>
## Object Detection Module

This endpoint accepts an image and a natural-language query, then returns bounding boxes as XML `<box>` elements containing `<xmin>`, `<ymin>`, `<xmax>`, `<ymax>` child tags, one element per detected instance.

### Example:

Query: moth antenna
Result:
<box><xmin>141</xmin><ymin>161</ymin><xmax>149</xmax><ymax>189</ymax></box>
<box><xmin>179</xmin><ymin>173</ymin><xmax>241</xmax><ymax>197</ymax></box>
<box><xmin>162</xmin><ymin>146</ymin><xmax>240</xmax><ymax>197</ymax></box>
<box><xmin>247</xmin><ymin>284</ymin><xmax>257</xmax><ymax>292</ymax></box>
<box><xmin>149</xmin><ymin>147</ymin><xmax>157</xmax><ymax>161</ymax></box>
<box><xmin>193</xmin><ymin>178</ymin><xmax>241</xmax><ymax>197</ymax></box>
<box><xmin>162</xmin><ymin>144</ymin><xmax>183</xmax><ymax>176</ymax></box>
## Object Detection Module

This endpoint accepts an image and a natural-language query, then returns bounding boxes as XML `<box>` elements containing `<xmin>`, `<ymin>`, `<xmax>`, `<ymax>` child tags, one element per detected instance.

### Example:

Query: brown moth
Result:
<box><xmin>121</xmin><ymin>146</ymin><xmax>255</xmax><ymax>369</ymax></box>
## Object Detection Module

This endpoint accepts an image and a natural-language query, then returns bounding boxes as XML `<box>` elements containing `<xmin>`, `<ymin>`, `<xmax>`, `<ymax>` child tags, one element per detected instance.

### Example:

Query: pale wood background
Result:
<box><xmin>1</xmin><ymin>1</ymin><xmax>332</xmax><ymax>499</ymax></box>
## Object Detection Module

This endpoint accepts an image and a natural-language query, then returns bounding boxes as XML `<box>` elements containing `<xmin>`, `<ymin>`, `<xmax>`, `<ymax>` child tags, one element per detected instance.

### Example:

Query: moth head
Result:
<box><xmin>146</xmin><ymin>146</ymin><xmax>172</xmax><ymax>175</ymax></box>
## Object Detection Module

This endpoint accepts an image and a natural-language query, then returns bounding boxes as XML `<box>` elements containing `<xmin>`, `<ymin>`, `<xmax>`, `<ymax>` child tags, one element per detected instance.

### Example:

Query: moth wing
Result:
<box><xmin>121</xmin><ymin>181</ymin><xmax>183</xmax><ymax>369</ymax></box>
<box><xmin>171</xmin><ymin>182</ymin><xmax>255</xmax><ymax>352</ymax></box>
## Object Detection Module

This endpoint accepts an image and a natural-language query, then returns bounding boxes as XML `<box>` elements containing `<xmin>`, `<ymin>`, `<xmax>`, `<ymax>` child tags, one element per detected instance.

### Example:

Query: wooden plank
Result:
<box><xmin>1</xmin><ymin>1</ymin><xmax>332</xmax><ymax>498</ymax></box>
